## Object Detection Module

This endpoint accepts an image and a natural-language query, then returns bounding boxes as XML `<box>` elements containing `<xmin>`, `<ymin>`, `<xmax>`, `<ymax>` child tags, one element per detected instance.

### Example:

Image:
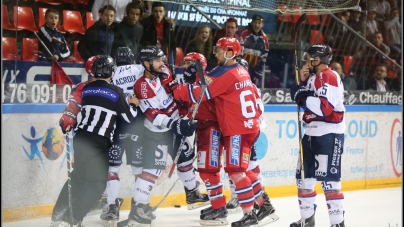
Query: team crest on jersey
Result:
<box><xmin>230</xmin><ymin>135</ymin><xmax>241</xmax><ymax>166</ymax></box>
<box><xmin>242</xmin><ymin>153</ymin><xmax>249</xmax><ymax>163</ymax></box>
<box><xmin>210</xmin><ymin>130</ymin><xmax>220</xmax><ymax>167</ymax></box>
<box><xmin>204</xmin><ymin>76</ymin><xmax>212</xmax><ymax>84</ymax></box>
<box><xmin>109</xmin><ymin>145</ymin><xmax>122</xmax><ymax>160</ymax></box>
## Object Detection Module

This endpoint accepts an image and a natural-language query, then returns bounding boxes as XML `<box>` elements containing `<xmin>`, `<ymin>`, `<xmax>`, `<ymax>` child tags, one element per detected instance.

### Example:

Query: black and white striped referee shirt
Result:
<box><xmin>76</xmin><ymin>79</ymin><xmax>137</xmax><ymax>141</ymax></box>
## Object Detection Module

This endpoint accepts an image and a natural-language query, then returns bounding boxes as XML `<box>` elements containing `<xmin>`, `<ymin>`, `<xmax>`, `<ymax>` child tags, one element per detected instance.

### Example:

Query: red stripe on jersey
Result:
<box><xmin>107</xmin><ymin>175</ymin><xmax>120</xmax><ymax>181</ymax></box>
<box><xmin>325</xmin><ymin>192</ymin><xmax>344</xmax><ymax>200</ymax></box>
<box><xmin>298</xmin><ymin>191</ymin><xmax>317</xmax><ymax>198</ymax></box>
<box><xmin>314</xmin><ymin>68</ymin><xmax>339</xmax><ymax>89</ymax></box>
<box><xmin>139</xmin><ymin>171</ymin><xmax>158</xmax><ymax>184</ymax></box>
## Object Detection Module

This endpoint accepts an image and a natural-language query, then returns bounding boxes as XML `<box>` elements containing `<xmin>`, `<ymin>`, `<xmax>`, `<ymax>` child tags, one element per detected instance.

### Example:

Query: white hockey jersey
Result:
<box><xmin>111</xmin><ymin>64</ymin><xmax>144</xmax><ymax>98</ymax></box>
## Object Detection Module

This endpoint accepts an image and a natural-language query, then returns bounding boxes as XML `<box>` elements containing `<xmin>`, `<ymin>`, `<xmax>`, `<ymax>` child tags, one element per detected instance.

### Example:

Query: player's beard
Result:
<box><xmin>217</xmin><ymin>57</ymin><xmax>225</xmax><ymax>66</ymax></box>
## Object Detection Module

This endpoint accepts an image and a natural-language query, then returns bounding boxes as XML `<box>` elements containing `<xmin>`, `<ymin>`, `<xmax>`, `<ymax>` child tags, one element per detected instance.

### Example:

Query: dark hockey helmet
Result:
<box><xmin>92</xmin><ymin>55</ymin><xmax>116</xmax><ymax>79</ymax></box>
<box><xmin>182</xmin><ymin>52</ymin><xmax>207</xmax><ymax>84</ymax></box>
<box><xmin>114</xmin><ymin>47</ymin><xmax>135</xmax><ymax>65</ymax></box>
<box><xmin>304</xmin><ymin>44</ymin><xmax>333</xmax><ymax>65</ymax></box>
<box><xmin>214</xmin><ymin>37</ymin><xmax>242</xmax><ymax>56</ymax></box>
<box><xmin>236</xmin><ymin>57</ymin><xmax>249</xmax><ymax>70</ymax></box>
<box><xmin>138</xmin><ymin>46</ymin><xmax>165</xmax><ymax>66</ymax></box>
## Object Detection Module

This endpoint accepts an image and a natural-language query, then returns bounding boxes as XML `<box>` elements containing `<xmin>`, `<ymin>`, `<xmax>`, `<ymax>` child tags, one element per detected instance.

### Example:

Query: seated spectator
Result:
<box><xmin>37</xmin><ymin>9</ymin><xmax>70</xmax><ymax>62</ymax></box>
<box><xmin>362</xmin><ymin>31</ymin><xmax>390</xmax><ymax>66</ymax></box>
<box><xmin>112</xmin><ymin>2</ymin><xmax>143</xmax><ymax>62</ymax></box>
<box><xmin>331</xmin><ymin>62</ymin><xmax>357</xmax><ymax>90</ymax></box>
<box><xmin>92</xmin><ymin>0</ymin><xmax>131</xmax><ymax>22</ymax></box>
<box><xmin>384</xmin><ymin>7</ymin><xmax>402</xmax><ymax>61</ymax></box>
<box><xmin>79</xmin><ymin>5</ymin><xmax>116</xmax><ymax>61</ymax></box>
<box><xmin>387</xmin><ymin>72</ymin><xmax>402</xmax><ymax>91</ymax></box>
<box><xmin>369</xmin><ymin>0</ymin><xmax>391</xmax><ymax>23</ymax></box>
<box><xmin>185</xmin><ymin>25</ymin><xmax>214</xmax><ymax>71</ymax></box>
<box><xmin>213</xmin><ymin>17</ymin><xmax>239</xmax><ymax>44</ymax></box>
<box><xmin>366</xmin><ymin>7</ymin><xmax>380</xmax><ymax>40</ymax></box>
<box><xmin>348</xmin><ymin>7</ymin><xmax>365</xmax><ymax>36</ymax></box>
<box><xmin>140</xmin><ymin>1</ymin><xmax>176</xmax><ymax>65</ymax></box>
<box><xmin>359</xmin><ymin>64</ymin><xmax>391</xmax><ymax>91</ymax></box>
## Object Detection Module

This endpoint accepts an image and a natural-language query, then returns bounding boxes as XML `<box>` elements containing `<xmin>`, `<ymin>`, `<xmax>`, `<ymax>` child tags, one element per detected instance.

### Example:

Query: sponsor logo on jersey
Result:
<box><xmin>315</xmin><ymin>154</ymin><xmax>328</xmax><ymax>177</ymax></box>
<box><xmin>230</xmin><ymin>135</ymin><xmax>241</xmax><ymax>166</ymax></box>
<box><xmin>141</xmin><ymin>82</ymin><xmax>148</xmax><ymax>98</ymax></box>
<box><xmin>109</xmin><ymin>144</ymin><xmax>122</xmax><ymax>161</ymax></box>
<box><xmin>331</xmin><ymin>137</ymin><xmax>342</xmax><ymax>167</ymax></box>
<box><xmin>162</xmin><ymin>95</ymin><xmax>173</xmax><ymax>106</ymax></box>
<box><xmin>210</xmin><ymin>130</ymin><xmax>220</xmax><ymax>167</ymax></box>
<box><xmin>82</xmin><ymin>87</ymin><xmax>118</xmax><ymax>102</ymax></box>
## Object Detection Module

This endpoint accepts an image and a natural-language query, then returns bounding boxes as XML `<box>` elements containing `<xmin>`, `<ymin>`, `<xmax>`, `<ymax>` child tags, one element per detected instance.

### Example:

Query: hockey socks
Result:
<box><xmin>298</xmin><ymin>190</ymin><xmax>317</xmax><ymax>219</ymax></box>
<box><xmin>325</xmin><ymin>192</ymin><xmax>344</xmax><ymax>225</ymax></box>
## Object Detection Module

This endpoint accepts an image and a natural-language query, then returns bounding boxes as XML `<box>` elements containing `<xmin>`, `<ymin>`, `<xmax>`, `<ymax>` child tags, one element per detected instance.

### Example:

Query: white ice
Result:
<box><xmin>2</xmin><ymin>187</ymin><xmax>402</xmax><ymax>227</ymax></box>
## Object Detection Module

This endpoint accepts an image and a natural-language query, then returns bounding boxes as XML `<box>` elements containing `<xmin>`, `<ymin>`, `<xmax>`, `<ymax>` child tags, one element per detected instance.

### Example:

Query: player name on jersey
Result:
<box><xmin>1</xmin><ymin>83</ymin><xmax>402</xmax><ymax>105</ymax></box>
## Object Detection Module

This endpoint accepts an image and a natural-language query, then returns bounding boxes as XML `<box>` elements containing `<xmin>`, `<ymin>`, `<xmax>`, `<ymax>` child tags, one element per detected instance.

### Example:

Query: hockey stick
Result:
<box><xmin>292</xmin><ymin>13</ymin><xmax>307</xmax><ymax>189</ymax></box>
<box><xmin>65</xmin><ymin>127</ymin><xmax>74</xmax><ymax>227</ymax></box>
<box><xmin>168</xmin><ymin>59</ymin><xmax>207</xmax><ymax>178</ymax></box>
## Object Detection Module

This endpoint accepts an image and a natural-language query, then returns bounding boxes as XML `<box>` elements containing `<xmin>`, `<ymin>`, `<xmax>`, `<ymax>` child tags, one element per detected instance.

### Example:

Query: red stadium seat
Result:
<box><xmin>310</xmin><ymin>30</ymin><xmax>324</xmax><ymax>45</ymax></box>
<box><xmin>14</xmin><ymin>6</ymin><xmax>39</xmax><ymax>32</ymax></box>
<box><xmin>321</xmin><ymin>14</ymin><xmax>331</xmax><ymax>26</ymax></box>
<box><xmin>2</xmin><ymin>37</ymin><xmax>19</xmax><ymax>60</ymax></box>
<box><xmin>291</xmin><ymin>6</ymin><xmax>302</xmax><ymax>23</ymax></box>
<box><xmin>63</xmin><ymin>10</ymin><xmax>86</xmax><ymax>34</ymax></box>
<box><xmin>277</xmin><ymin>5</ymin><xmax>294</xmax><ymax>23</ymax></box>
<box><xmin>38</xmin><ymin>7</ymin><xmax>65</xmax><ymax>32</ymax></box>
<box><xmin>306</xmin><ymin>9</ymin><xmax>322</xmax><ymax>26</ymax></box>
<box><xmin>22</xmin><ymin>38</ymin><xmax>39</xmax><ymax>61</ymax></box>
<box><xmin>343</xmin><ymin>56</ymin><xmax>353</xmax><ymax>75</ymax></box>
<box><xmin>35</xmin><ymin>0</ymin><xmax>74</xmax><ymax>5</ymax></box>
<box><xmin>73</xmin><ymin>41</ymin><xmax>84</xmax><ymax>63</ymax></box>
<box><xmin>75</xmin><ymin>0</ymin><xmax>90</xmax><ymax>5</ymax></box>
<box><xmin>2</xmin><ymin>5</ymin><xmax>16</xmax><ymax>30</ymax></box>
<box><xmin>175</xmin><ymin>47</ymin><xmax>184</xmax><ymax>67</ymax></box>
<box><xmin>86</xmin><ymin>11</ymin><xmax>94</xmax><ymax>29</ymax></box>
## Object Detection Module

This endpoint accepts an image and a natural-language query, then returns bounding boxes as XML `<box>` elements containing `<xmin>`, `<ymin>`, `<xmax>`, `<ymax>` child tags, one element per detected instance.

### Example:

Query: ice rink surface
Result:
<box><xmin>2</xmin><ymin>187</ymin><xmax>402</xmax><ymax>227</ymax></box>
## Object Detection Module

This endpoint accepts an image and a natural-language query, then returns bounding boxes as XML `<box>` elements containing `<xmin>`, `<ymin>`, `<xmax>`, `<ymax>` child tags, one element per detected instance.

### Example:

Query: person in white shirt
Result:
<box><xmin>92</xmin><ymin>0</ymin><xmax>132</xmax><ymax>22</ymax></box>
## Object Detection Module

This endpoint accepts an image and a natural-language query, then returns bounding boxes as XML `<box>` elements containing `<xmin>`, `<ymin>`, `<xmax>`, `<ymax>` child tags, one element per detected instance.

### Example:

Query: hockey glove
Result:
<box><xmin>290</xmin><ymin>84</ymin><xmax>314</xmax><ymax>105</ymax></box>
<box><xmin>59</xmin><ymin>111</ymin><xmax>77</xmax><ymax>133</ymax></box>
<box><xmin>170</xmin><ymin>118</ymin><xmax>197</xmax><ymax>137</ymax></box>
<box><xmin>158</xmin><ymin>72</ymin><xmax>179</xmax><ymax>93</ymax></box>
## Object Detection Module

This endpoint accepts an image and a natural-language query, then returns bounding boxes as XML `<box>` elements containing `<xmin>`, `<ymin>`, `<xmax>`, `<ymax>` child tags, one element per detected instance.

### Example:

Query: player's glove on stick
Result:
<box><xmin>158</xmin><ymin>72</ymin><xmax>179</xmax><ymax>93</ymax></box>
<box><xmin>59</xmin><ymin>111</ymin><xmax>77</xmax><ymax>134</ymax></box>
<box><xmin>290</xmin><ymin>84</ymin><xmax>314</xmax><ymax>105</ymax></box>
<box><xmin>170</xmin><ymin>119</ymin><xmax>197</xmax><ymax>137</ymax></box>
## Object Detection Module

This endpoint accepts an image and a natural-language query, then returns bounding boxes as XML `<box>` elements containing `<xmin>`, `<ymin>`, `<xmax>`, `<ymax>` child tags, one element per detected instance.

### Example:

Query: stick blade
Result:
<box><xmin>292</xmin><ymin>13</ymin><xmax>308</xmax><ymax>39</ymax></box>
<box><xmin>195</xmin><ymin>59</ymin><xmax>206</xmax><ymax>86</ymax></box>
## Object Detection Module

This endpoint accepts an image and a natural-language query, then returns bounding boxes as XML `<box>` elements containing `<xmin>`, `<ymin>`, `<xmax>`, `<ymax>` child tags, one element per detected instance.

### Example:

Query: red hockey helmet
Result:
<box><xmin>214</xmin><ymin>37</ymin><xmax>242</xmax><ymax>56</ymax></box>
<box><xmin>85</xmin><ymin>55</ymin><xmax>99</xmax><ymax>75</ymax></box>
<box><xmin>182</xmin><ymin>52</ymin><xmax>207</xmax><ymax>70</ymax></box>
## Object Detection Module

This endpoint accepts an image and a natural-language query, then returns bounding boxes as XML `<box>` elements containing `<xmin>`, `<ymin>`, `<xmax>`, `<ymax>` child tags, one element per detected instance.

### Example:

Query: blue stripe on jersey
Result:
<box><xmin>230</xmin><ymin>135</ymin><xmax>241</xmax><ymax>166</ymax></box>
<box><xmin>82</xmin><ymin>87</ymin><xmax>119</xmax><ymax>102</ymax></box>
<box><xmin>207</xmin><ymin>63</ymin><xmax>240</xmax><ymax>77</ymax></box>
<box><xmin>210</xmin><ymin>129</ymin><xmax>221</xmax><ymax>168</ymax></box>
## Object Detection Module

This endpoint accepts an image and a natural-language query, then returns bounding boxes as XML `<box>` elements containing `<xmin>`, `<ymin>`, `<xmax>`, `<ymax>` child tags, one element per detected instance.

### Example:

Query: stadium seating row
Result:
<box><xmin>2</xmin><ymin>4</ymin><xmax>94</xmax><ymax>34</ymax></box>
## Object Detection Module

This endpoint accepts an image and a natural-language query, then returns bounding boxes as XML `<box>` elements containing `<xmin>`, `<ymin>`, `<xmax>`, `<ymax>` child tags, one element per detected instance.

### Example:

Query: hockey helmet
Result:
<box><xmin>85</xmin><ymin>55</ymin><xmax>99</xmax><ymax>75</ymax></box>
<box><xmin>114</xmin><ymin>47</ymin><xmax>135</xmax><ymax>65</ymax></box>
<box><xmin>138</xmin><ymin>46</ymin><xmax>166</xmax><ymax>66</ymax></box>
<box><xmin>236</xmin><ymin>57</ymin><xmax>249</xmax><ymax>70</ymax></box>
<box><xmin>181</xmin><ymin>52</ymin><xmax>207</xmax><ymax>84</ymax></box>
<box><xmin>92</xmin><ymin>55</ymin><xmax>116</xmax><ymax>79</ymax></box>
<box><xmin>214</xmin><ymin>37</ymin><xmax>242</xmax><ymax>56</ymax></box>
<box><xmin>303</xmin><ymin>44</ymin><xmax>333</xmax><ymax>65</ymax></box>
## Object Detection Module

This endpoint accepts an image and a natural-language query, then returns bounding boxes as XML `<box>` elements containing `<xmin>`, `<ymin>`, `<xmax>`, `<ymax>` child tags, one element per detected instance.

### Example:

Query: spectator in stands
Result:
<box><xmin>384</xmin><ymin>7</ymin><xmax>402</xmax><ymax>61</ymax></box>
<box><xmin>140</xmin><ymin>1</ymin><xmax>176</xmax><ymax>65</ymax></box>
<box><xmin>364</xmin><ymin>31</ymin><xmax>391</xmax><ymax>66</ymax></box>
<box><xmin>37</xmin><ymin>9</ymin><xmax>70</xmax><ymax>62</ymax></box>
<box><xmin>360</xmin><ymin>64</ymin><xmax>391</xmax><ymax>91</ymax></box>
<box><xmin>92</xmin><ymin>0</ymin><xmax>131</xmax><ymax>23</ymax></box>
<box><xmin>239</xmin><ymin>14</ymin><xmax>269</xmax><ymax>85</ymax></box>
<box><xmin>213</xmin><ymin>17</ymin><xmax>239</xmax><ymax>44</ymax></box>
<box><xmin>78</xmin><ymin>5</ymin><xmax>116</xmax><ymax>61</ymax></box>
<box><xmin>112</xmin><ymin>2</ymin><xmax>143</xmax><ymax>62</ymax></box>
<box><xmin>184</xmin><ymin>25</ymin><xmax>215</xmax><ymax>70</ymax></box>
<box><xmin>387</xmin><ymin>67</ymin><xmax>402</xmax><ymax>91</ymax></box>
<box><xmin>366</xmin><ymin>7</ymin><xmax>380</xmax><ymax>41</ymax></box>
<box><xmin>369</xmin><ymin>0</ymin><xmax>391</xmax><ymax>23</ymax></box>
<box><xmin>331</xmin><ymin>62</ymin><xmax>357</xmax><ymax>90</ymax></box>
<box><xmin>348</xmin><ymin>7</ymin><xmax>366</xmax><ymax>36</ymax></box>
<box><xmin>325</xmin><ymin>11</ymin><xmax>351</xmax><ymax>49</ymax></box>
<box><xmin>133</xmin><ymin>0</ymin><xmax>152</xmax><ymax>19</ymax></box>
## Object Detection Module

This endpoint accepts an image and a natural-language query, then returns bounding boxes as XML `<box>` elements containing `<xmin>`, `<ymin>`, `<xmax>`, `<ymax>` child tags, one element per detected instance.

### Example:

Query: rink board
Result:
<box><xmin>1</xmin><ymin>104</ymin><xmax>402</xmax><ymax>222</ymax></box>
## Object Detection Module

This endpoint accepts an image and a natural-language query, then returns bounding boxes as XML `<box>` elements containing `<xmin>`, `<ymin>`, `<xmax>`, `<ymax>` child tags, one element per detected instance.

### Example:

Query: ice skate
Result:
<box><xmin>331</xmin><ymin>220</ymin><xmax>345</xmax><ymax>227</ymax></box>
<box><xmin>143</xmin><ymin>203</ymin><xmax>156</xmax><ymax>220</ymax></box>
<box><xmin>185</xmin><ymin>182</ymin><xmax>210</xmax><ymax>210</ymax></box>
<box><xmin>200</xmin><ymin>206</ymin><xmax>213</xmax><ymax>215</ymax></box>
<box><xmin>200</xmin><ymin>206</ymin><xmax>228</xmax><ymax>226</ymax></box>
<box><xmin>225</xmin><ymin>198</ymin><xmax>242</xmax><ymax>214</ymax></box>
<box><xmin>100</xmin><ymin>198</ymin><xmax>124</xmax><ymax>227</ymax></box>
<box><xmin>256</xmin><ymin>192</ymin><xmax>279</xmax><ymax>226</ymax></box>
<box><xmin>126</xmin><ymin>202</ymin><xmax>152</xmax><ymax>227</ymax></box>
<box><xmin>231</xmin><ymin>211</ymin><xmax>258</xmax><ymax>227</ymax></box>
<box><xmin>290</xmin><ymin>213</ymin><xmax>315</xmax><ymax>227</ymax></box>
<box><xmin>52</xmin><ymin>221</ymin><xmax>85</xmax><ymax>227</ymax></box>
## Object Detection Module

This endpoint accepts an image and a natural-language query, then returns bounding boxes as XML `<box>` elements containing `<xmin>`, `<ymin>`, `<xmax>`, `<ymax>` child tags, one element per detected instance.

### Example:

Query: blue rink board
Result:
<box><xmin>2</xmin><ymin>104</ymin><xmax>402</xmax><ymax>114</ymax></box>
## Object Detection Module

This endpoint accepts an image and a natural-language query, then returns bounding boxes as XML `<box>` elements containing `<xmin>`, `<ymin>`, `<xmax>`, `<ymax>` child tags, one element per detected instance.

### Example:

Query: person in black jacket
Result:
<box><xmin>78</xmin><ymin>5</ymin><xmax>116</xmax><ymax>61</ymax></box>
<box><xmin>37</xmin><ymin>8</ymin><xmax>70</xmax><ymax>62</ymax></box>
<box><xmin>112</xmin><ymin>2</ymin><xmax>144</xmax><ymax>63</ymax></box>
<box><xmin>140</xmin><ymin>1</ymin><xmax>176</xmax><ymax>65</ymax></box>
<box><xmin>51</xmin><ymin>55</ymin><xmax>139</xmax><ymax>226</ymax></box>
